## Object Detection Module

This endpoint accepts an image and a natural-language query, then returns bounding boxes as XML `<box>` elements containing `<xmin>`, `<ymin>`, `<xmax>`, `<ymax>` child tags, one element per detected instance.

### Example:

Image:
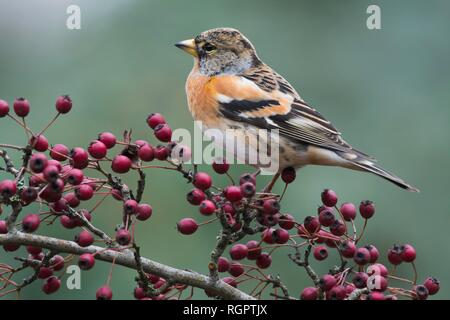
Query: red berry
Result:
<box><xmin>0</xmin><ymin>179</ymin><xmax>17</xmax><ymax>199</ymax></box>
<box><xmin>199</xmin><ymin>200</ymin><xmax>216</xmax><ymax>216</ymax></box>
<box><xmin>147</xmin><ymin>113</ymin><xmax>166</xmax><ymax>129</ymax></box>
<box><xmin>354</xmin><ymin>247</ymin><xmax>371</xmax><ymax>265</ymax></box>
<box><xmin>60</xmin><ymin>215</ymin><xmax>75</xmax><ymax>229</ymax></box>
<box><xmin>229</xmin><ymin>244</ymin><xmax>248</xmax><ymax>260</ymax></box>
<box><xmin>218</xmin><ymin>257</ymin><xmax>230</xmax><ymax>272</ymax></box>
<box><xmin>138</xmin><ymin>144</ymin><xmax>155</xmax><ymax>162</ymax></box>
<box><xmin>400</xmin><ymin>244</ymin><xmax>416</xmax><ymax>262</ymax></box>
<box><xmin>365</xmin><ymin>244</ymin><xmax>379</xmax><ymax>263</ymax></box>
<box><xmin>262</xmin><ymin>228</ymin><xmax>276</xmax><ymax>244</ymax></box>
<box><xmin>30</xmin><ymin>135</ymin><xmax>49</xmax><ymax>152</ymax></box>
<box><xmin>29</xmin><ymin>153</ymin><xmax>48</xmax><ymax>173</ymax></box>
<box><xmin>177</xmin><ymin>218</ymin><xmax>198</xmax><ymax>235</ymax></box>
<box><xmin>134</xmin><ymin>287</ymin><xmax>146</xmax><ymax>300</ymax></box>
<box><xmin>281</xmin><ymin>167</ymin><xmax>296</xmax><ymax>184</ymax></box>
<box><xmin>64</xmin><ymin>192</ymin><xmax>80</xmax><ymax>208</ymax></box>
<box><xmin>50</xmin><ymin>255</ymin><xmax>65</xmax><ymax>271</ymax></box>
<box><xmin>75</xmin><ymin>184</ymin><xmax>94</xmax><ymax>201</ymax></box>
<box><xmin>154</xmin><ymin>145</ymin><xmax>169</xmax><ymax>160</ymax></box>
<box><xmin>154</xmin><ymin>123</ymin><xmax>172</xmax><ymax>142</ymax></box>
<box><xmin>278</xmin><ymin>214</ymin><xmax>295</xmax><ymax>230</ymax></box>
<box><xmin>304</xmin><ymin>216</ymin><xmax>320</xmax><ymax>233</ymax></box>
<box><xmin>367</xmin><ymin>291</ymin><xmax>385</xmax><ymax>300</ymax></box>
<box><xmin>345</xmin><ymin>284</ymin><xmax>356</xmax><ymax>295</ymax></box>
<box><xmin>319</xmin><ymin>274</ymin><xmax>337</xmax><ymax>291</ymax></box>
<box><xmin>0</xmin><ymin>221</ymin><xmax>8</xmax><ymax>234</ymax></box>
<box><xmin>88</xmin><ymin>140</ymin><xmax>107</xmax><ymax>159</ymax></box>
<box><xmin>413</xmin><ymin>285</ymin><xmax>429</xmax><ymax>300</ymax></box>
<box><xmin>367</xmin><ymin>275</ymin><xmax>388</xmax><ymax>292</ymax></box>
<box><xmin>256</xmin><ymin>252</ymin><xmax>272</xmax><ymax>269</ymax></box>
<box><xmin>22</xmin><ymin>214</ymin><xmax>40</xmax><ymax>233</ymax></box>
<box><xmin>240</xmin><ymin>182</ymin><xmax>256</xmax><ymax>198</ymax></box>
<box><xmin>367</xmin><ymin>263</ymin><xmax>389</xmax><ymax>277</ymax></box>
<box><xmin>228</xmin><ymin>262</ymin><xmax>245</xmax><ymax>277</ymax></box>
<box><xmin>3</xmin><ymin>243</ymin><xmax>20</xmax><ymax>252</ymax></box>
<box><xmin>136</xmin><ymin>203</ymin><xmax>152</xmax><ymax>221</ymax></box>
<box><xmin>222</xmin><ymin>277</ymin><xmax>237</xmax><ymax>288</ymax></box>
<box><xmin>339</xmin><ymin>240</ymin><xmax>357</xmax><ymax>258</ymax></box>
<box><xmin>321</xmin><ymin>189</ymin><xmax>338</xmax><ymax>207</ymax></box>
<box><xmin>98</xmin><ymin>132</ymin><xmax>116</xmax><ymax>149</ymax></box>
<box><xmin>423</xmin><ymin>277</ymin><xmax>440</xmax><ymax>295</ymax></box>
<box><xmin>55</xmin><ymin>95</ymin><xmax>72</xmax><ymax>114</ymax></box>
<box><xmin>66</xmin><ymin>168</ymin><xmax>84</xmax><ymax>186</ymax></box>
<box><xmin>111</xmin><ymin>155</ymin><xmax>132</xmax><ymax>173</ymax></box>
<box><xmin>301</xmin><ymin>287</ymin><xmax>318</xmax><ymax>300</ymax></box>
<box><xmin>13</xmin><ymin>97</ymin><xmax>30</xmax><ymax>117</ymax></box>
<box><xmin>340</xmin><ymin>202</ymin><xmax>356</xmax><ymax>221</ymax></box>
<box><xmin>212</xmin><ymin>158</ymin><xmax>229</xmax><ymax>174</ymax></box>
<box><xmin>50</xmin><ymin>199</ymin><xmax>69</xmax><ymax>213</ymax></box>
<box><xmin>50</xmin><ymin>144</ymin><xmax>69</xmax><ymax>161</ymax></box>
<box><xmin>330</xmin><ymin>219</ymin><xmax>346</xmax><ymax>236</ymax></box>
<box><xmin>78</xmin><ymin>253</ymin><xmax>95</xmax><ymax>270</ymax></box>
<box><xmin>38</xmin><ymin>267</ymin><xmax>53</xmax><ymax>279</ymax></box>
<box><xmin>123</xmin><ymin>199</ymin><xmax>138</xmax><ymax>215</ymax></box>
<box><xmin>246</xmin><ymin>240</ymin><xmax>262</xmax><ymax>260</ymax></box>
<box><xmin>359</xmin><ymin>200</ymin><xmax>375</xmax><ymax>219</ymax></box>
<box><xmin>75</xmin><ymin>230</ymin><xmax>94</xmax><ymax>247</ymax></box>
<box><xmin>96</xmin><ymin>286</ymin><xmax>113</xmax><ymax>300</ymax></box>
<box><xmin>224</xmin><ymin>186</ymin><xmax>243</xmax><ymax>202</ymax></box>
<box><xmin>116</xmin><ymin>229</ymin><xmax>131</xmax><ymax>246</ymax></box>
<box><xmin>26</xmin><ymin>246</ymin><xmax>42</xmax><ymax>255</ymax></box>
<box><xmin>273</xmin><ymin>228</ymin><xmax>290</xmax><ymax>244</ymax></box>
<box><xmin>239</xmin><ymin>173</ymin><xmax>256</xmax><ymax>186</ymax></box>
<box><xmin>352</xmin><ymin>272</ymin><xmax>369</xmax><ymax>289</ymax></box>
<box><xmin>70</xmin><ymin>147</ymin><xmax>89</xmax><ymax>169</ymax></box>
<box><xmin>186</xmin><ymin>189</ymin><xmax>206</xmax><ymax>205</ymax></box>
<box><xmin>318</xmin><ymin>209</ymin><xmax>335</xmax><ymax>227</ymax></box>
<box><xmin>0</xmin><ymin>99</ymin><xmax>9</xmax><ymax>117</ymax></box>
<box><xmin>387</xmin><ymin>245</ymin><xmax>403</xmax><ymax>265</ymax></box>
<box><xmin>263</xmin><ymin>199</ymin><xmax>280</xmax><ymax>215</ymax></box>
<box><xmin>328</xmin><ymin>285</ymin><xmax>346</xmax><ymax>300</ymax></box>
<box><xmin>193</xmin><ymin>172</ymin><xmax>212</xmax><ymax>190</ymax></box>
<box><xmin>43</xmin><ymin>165</ymin><xmax>60</xmax><ymax>183</ymax></box>
<box><xmin>42</xmin><ymin>276</ymin><xmax>61</xmax><ymax>294</ymax></box>
<box><xmin>313</xmin><ymin>245</ymin><xmax>328</xmax><ymax>261</ymax></box>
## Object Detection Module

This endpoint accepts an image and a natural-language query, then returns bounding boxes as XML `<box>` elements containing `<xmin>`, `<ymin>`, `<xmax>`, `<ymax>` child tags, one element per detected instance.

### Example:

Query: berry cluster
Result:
<box><xmin>0</xmin><ymin>96</ymin><xmax>440</xmax><ymax>300</ymax></box>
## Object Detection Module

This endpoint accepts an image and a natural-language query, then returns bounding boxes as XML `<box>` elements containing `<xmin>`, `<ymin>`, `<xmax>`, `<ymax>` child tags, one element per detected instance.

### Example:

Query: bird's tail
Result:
<box><xmin>347</xmin><ymin>156</ymin><xmax>419</xmax><ymax>192</ymax></box>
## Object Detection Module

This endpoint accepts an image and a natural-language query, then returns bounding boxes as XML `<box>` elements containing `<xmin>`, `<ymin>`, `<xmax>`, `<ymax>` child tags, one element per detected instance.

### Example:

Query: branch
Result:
<box><xmin>0</xmin><ymin>232</ymin><xmax>255</xmax><ymax>300</ymax></box>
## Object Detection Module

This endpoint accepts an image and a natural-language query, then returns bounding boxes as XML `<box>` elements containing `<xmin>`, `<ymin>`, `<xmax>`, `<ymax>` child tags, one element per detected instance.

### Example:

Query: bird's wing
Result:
<box><xmin>210</xmin><ymin>66</ymin><xmax>371</xmax><ymax>158</ymax></box>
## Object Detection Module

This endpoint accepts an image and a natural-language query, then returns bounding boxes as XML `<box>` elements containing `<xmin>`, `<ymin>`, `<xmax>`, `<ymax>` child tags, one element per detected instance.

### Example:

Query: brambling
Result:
<box><xmin>175</xmin><ymin>28</ymin><xmax>418</xmax><ymax>192</ymax></box>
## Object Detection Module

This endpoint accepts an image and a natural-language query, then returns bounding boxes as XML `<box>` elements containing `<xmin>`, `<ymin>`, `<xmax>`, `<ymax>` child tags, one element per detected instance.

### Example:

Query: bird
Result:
<box><xmin>175</xmin><ymin>27</ymin><xmax>419</xmax><ymax>192</ymax></box>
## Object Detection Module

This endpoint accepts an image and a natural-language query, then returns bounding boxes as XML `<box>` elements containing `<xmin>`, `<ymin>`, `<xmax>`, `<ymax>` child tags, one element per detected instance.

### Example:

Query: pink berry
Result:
<box><xmin>400</xmin><ymin>244</ymin><xmax>416</xmax><ymax>262</ymax></box>
<box><xmin>313</xmin><ymin>245</ymin><xmax>328</xmax><ymax>261</ymax></box>
<box><xmin>256</xmin><ymin>252</ymin><xmax>272</xmax><ymax>269</ymax></box>
<box><xmin>29</xmin><ymin>153</ymin><xmax>48</xmax><ymax>173</ymax></box>
<box><xmin>354</xmin><ymin>247</ymin><xmax>371</xmax><ymax>265</ymax></box>
<box><xmin>96</xmin><ymin>286</ymin><xmax>113</xmax><ymax>300</ymax></box>
<box><xmin>330</xmin><ymin>219</ymin><xmax>346</xmax><ymax>236</ymax></box>
<box><xmin>38</xmin><ymin>267</ymin><xmax>53</xmax><ymax>279</ymax></box>
<box><xmin>218</xmin><ymin>257</ymin><xmax>230</xmax><ymax>272</ymax></box>
<box><xmin>43</xmin><ymin>165</ymin><xmax>60</xmax><ymax>183</ymax></box>
<box><xmin>318</xmin><ymin>208</ymin><xmax>335</xmax><ymax>227</ymax></box>
<box><xmin>70</xmin><ymin>147</ymin><xmax>89</xmax><ymax>169</ymax></box>
<box><xmin>339</xmin><ymin>240</ymin><xmax>357</xmax><ymax>258</ymax></box>
<box><xmin>146</xmin><ymin>113</ymin><xmax>166</xmax><ymax>129</ymax></box>
<box><xmin>30</xmin><ymin>135</ymin><xmax>49</xmax><ymax>152</ymax></box>
<box><xmin>367</xmin><ymin>263</ymin><xmax>389</xmax><ymax>277</ymax></box>
<box><xmin>352</xmin><ymin>272</ymin><xmax>369</xmax><ymax>289</ymax></box>
<box><xmin>50</xmin><ymin>255</ymin><xmax>65</xmax><ymax>271</ymax></box>
<box><xmin>193</xmin><ymin>172</ymin><xmax>212</xmax><ymax>190</ymax></box>
<box><xmin>136</xmin><ymin>203</ymin><xmax>152</xmax><ymax>221</ymax></box>
<box><xmin>42</xmin><ymin>276</ymin><xmax>61</xmax><ymax>294</ymax></box>
<box><xmin>177</xmin><ymin>218</ymin><xmax>198</xmax><ymax>235</ymax></box>
<box><xmin>123</xmin><ymin>199</ymin><xmax>138</xmax><ymax>215</ymax></box>
<box><xmin>22</xmin><ymin>214</ymin><xmax>40</xmax><ymax>233</ymax></box>
<box><xmin>228</xmin><ymin>262</ymin><xmax>245</xmax><ymax>277</ymax></box>
<box><xmin>262</xmin><ymin>228</ymin><xmax>276</xmax><ymax>244</ymax></box>
<box><xmin>321</xmin><ymin>189</ymin><xmax>338</xmax><ymax>207</ymax></box>
<box><xmin>240</xmin><ymin>182</ymin><xmax>256</xmax><ymax>198</ymax></box>
<box><xmin>304</xmin><ymin>216</ymin><xmax>320</xmax><ymax>233</ymax></box>
<box><xmin>134</xmin><ymin>287</ymin><xmax>146</xmax><ymax>300</ymax></box>
<box><xmin>319</xmin><ymin>274</ymin><xmax>337</xmax><ymax>291</ymax></box>
<box><xmin>0</xmin><ymin>179</ymin><xmax>17</xmax><ymax>199</ymax></box>
<box><xmin>239</xmin><ymin>173</ymin><xmax>256</xmax><ymax>186</ymax></box>
<box><xmin>111</xmin><ymin>155</ymin><xmax>132</xmax><ymax>173</ymax></box>
<box><xmin>186</xmin><ymin>189</ymin><xmax>206</xmax><ymax>205</ymax></box>
<box><xmin>340</xmin><ymin>202</ymin><xmax>356</xmax><ymax>221</ymax></box>
<box><xmin>414</xmin><ymin>285</ymin><xmax>429</xmax><ymax>300</ymax></box>
<box><xmin>75</xmin><ymin>230</ymin><xmax>94</xmax><ymax>247</ymax></box>
<box><xmin>359</xmin><ymin>200</ymin><xmax>375</xmax><ymax>219</ymax></box>
<box><xmin>116</xmin><ymin>229</ymin><xmax>131</xmax><ymax>246</ymax></box>
<box><xmin>278</xmin><ymin>214</ymin><xmax>295</xmax><ymax>230</ymax></box>
<box><xmin>154</xmin><ymin>145</ymin><xmax>169</xmax><ymax>160</ymax></box>
<box><xmin>222</xmin><ymin>277</ymin><xmax>237</xmax><ymax>288</ymax></box>
<box><xmin>263</xmin><ymin>199</ymin><xmax>280</xmax><ymax>215</ymax></box>
<box><xmin>273</xmin><ymin>228</ymin><xmax>290</xmax><ymax>244</ymax></box>
<box><xmin>224</xmin><ymin>186</ymin><xmax>243</xmax><ymax>202</ymax></box>
<box><xmin>212</xmin><ymin>158</ymin><xmax>229</xmax><ymax>174</ymax></box>
<box><xmin>75</xmin><ymin>184</ymin><xmax>94</xmax><ymax>201</ymax></box>
<box><xmin>13</xmin><ymin>97</ymin><xmax>30</xmax><ymax>117</ymax></box>
<box><xmin>301</xmin><ymin>287</ymin><xmax>318</xmax><ymax>300</ymax></box>
<box><xmin>365</xmin><ymin>244</ymin><xmax>379</xmax><ymax>263</ymax></box>
<box><xmin>246</xmin><ymin>240</ymin><xmax>262</xmax><ymax>260</ymax></box>
<box><xmin>367</xmin><ymin>291</ymin><xmax>385</xmax><ymax>300</ymax></box>
<box><xmin>0</xmin><ymin>99</ymin><xmax>9</xmax><ymax>117</ymax></box>
<box><xmin>60</xmin><ymin>215</ymin><xmax>75</xmax><ymax>229</ymax></box>
<box><xmin>423</xmin><ymin>277</ymin><xmax>440</xmax><ymax>295</ymax></box>
<box><xmin>328</xmin><ymin>285</ymin><xmax>346</xmax><ymax>300</ymax></box>
<box><xmin>154</xmin><ymin>123</ymin><xmax>172</xmax><ymax>142</ymax></box>
<box><xmin>281</xmin><ymin>167</ymin><xmax>296</xmax><ymax>184</ymax></box>
<box><xmin>138</xmin><ymin>144</ymin><xmax>155</xmax><ymax>162</ymax></box>
<box><xmin>229</xmin><ymin>244</ymin><xmax>248</xmax><ymax>260</ymax></box>
<box><xmin>78</xmin><ymin>253</ymin><xmax>95</xmax><ymax>270</ymax></box>
<box><xmin>199</xmin><ymin>200</ymin><xmax>216</xmax><ymax>216</ymax></box>
<box><xmin>368</xmin><ymin>275</ymin><xmax>388</xmax><ymax>292</ymax></box>
<box><xmin>55</xmin><ymin>95</ymin><xmax>72</xmax><ymax>114</ymax></box>
<box><xmin>98</xmin><ymin>132</ymin><xmax>116</xmax><ymax>149</ymax></box>
<box><xmin>50</xmin><ymin>144</ymin><xmax>69</xmax><ymax>161</ymax></box>
<box><xmin>387</xmin><ymin>245</ymin><xmax>403</xmax><ymax>265</ymax></box>
<box><xmin>88</xmin><ymin>140</ymin><xmax>107</xmax><ymax>159</ymax></box>
<box><xmin>64</xmin><ymin>192</ymin><xmax>80</xmax><ymax>208</ymax></box>
<box><xmin>0</xmin><ymin>221</ymin><xmax>8</xmax><ymax>234</ymax></box>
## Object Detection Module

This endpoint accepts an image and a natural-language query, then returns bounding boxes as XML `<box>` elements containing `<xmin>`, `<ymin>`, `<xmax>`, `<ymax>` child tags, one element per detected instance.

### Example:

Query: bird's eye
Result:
<box><xmin>203</xmin><ymin>43</ymin><xmax>216</xmax><ymax>53</ymax></box>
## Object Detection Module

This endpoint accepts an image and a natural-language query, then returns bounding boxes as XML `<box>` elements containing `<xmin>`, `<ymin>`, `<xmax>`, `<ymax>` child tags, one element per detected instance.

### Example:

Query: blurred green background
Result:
<box><xmin>1</xmin><ymin>0</ymin><xmax>449</xmax><ymax>299</ymax></box>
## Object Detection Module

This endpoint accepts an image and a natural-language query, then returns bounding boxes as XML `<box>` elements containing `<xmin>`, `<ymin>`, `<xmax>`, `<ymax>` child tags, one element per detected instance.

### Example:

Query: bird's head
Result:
<box><xmin>175</xmin><ymin>28</ymin><xmax>261</xmax><ymax>76</ymax></box>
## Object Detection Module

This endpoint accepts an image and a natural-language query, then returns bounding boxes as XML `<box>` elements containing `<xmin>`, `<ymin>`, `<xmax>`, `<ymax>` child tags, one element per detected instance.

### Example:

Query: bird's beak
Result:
<box><xmin>175</xmin><ymin>39</ymin><xmax>198</xmax><ymax>57</ymax></box>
